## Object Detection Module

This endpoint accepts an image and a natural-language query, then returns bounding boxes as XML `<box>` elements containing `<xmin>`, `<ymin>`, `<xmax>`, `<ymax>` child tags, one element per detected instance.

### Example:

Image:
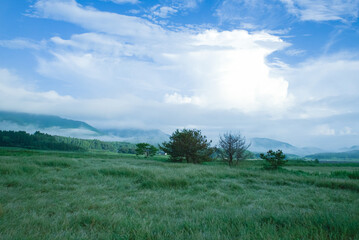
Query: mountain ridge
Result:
<box><xmin>249</xmin><ymin>137</ymin><xmax>325</xmax><ymax>156</ymax></box>
<box><xmin>0</xmin><ymin>111</ymin><xmax>169</xmax><ymax>145</ymax></box>
<box><xmin>0</xmin><ymin>111</ymin><xmax>356</xmax><ymax>156</ymax></box>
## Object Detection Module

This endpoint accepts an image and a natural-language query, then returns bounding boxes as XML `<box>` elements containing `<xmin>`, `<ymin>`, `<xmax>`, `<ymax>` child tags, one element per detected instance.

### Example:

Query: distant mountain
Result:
<box><xmin>339</xmin><ymin>145</ymin><xmax>359</xmax><ymax>152</ymax></box>
<box><xmin>0</xmin><ymin>111</ymin><xmax>169</xmax><ymax>144</ymax></box>
<box><xmin>249</xmin><ymin>137</ymin><xmax>324</xmax><ymax>156</ymax></box>
<box><xmin>0</xmin><ymin>111</ymin><xmax>100</xmax><ymax>138</ymax></box>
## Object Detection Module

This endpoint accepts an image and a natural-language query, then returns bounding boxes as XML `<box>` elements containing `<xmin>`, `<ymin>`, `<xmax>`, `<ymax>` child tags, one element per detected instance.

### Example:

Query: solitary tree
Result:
<box><xmin>218</xmin><ymin>132</ymin><xmax>251</xmax><ymax>166</ymax></box>
<box><xmin>260</xmin><ymin>149</ymin><xmax>287</xmax><ymax>169</ymax></box>
<box><xmin>135</xmin><ymin>143</ymin><xmax>158</xmax><ymax>157</ymax></box>
<box><xmin>160</xmin><ymin>129</ymin><xmax>213</xmax><ymax>164</ymax></box>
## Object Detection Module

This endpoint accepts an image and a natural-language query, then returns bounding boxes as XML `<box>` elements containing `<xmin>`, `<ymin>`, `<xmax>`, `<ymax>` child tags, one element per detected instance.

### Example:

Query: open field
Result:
<box><xmin>1</xmin><ymin>148</ymin><xmax>359</xmax><ymax>239</ymax></box>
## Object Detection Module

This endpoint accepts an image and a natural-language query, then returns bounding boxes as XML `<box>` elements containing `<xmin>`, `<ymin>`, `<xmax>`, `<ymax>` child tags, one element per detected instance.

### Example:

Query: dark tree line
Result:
<box><xmin>55</xmin><ymin>136</ymin><xmax>136</xmax><ymax>153</ymax></box>
<box><xmin>0</xmin><ymin>130</ymin><xmax>82</xmax><ymax>151</ymax></box>
<box><xmin>0</xmin><ymin>130</ymin><xmax>137</xmax><ymax>153</ymax></box>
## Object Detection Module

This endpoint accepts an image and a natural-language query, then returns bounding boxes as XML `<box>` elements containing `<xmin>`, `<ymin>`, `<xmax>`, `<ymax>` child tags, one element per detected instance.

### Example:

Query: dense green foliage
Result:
<box><xmin>135</xmin><ymin>143</ymin><xmax>158</xmax><ymax>157</ymax></box>
<box><xmin>0</xmin><ymin>130</ymin><xmax>136</xmax><ymax>153</ymax></box>
<box><xmin>160</xmin><ymin>129</ymin><xmax>213</xmax><ymax>163</ymax></box>
<box><xmin>0</xmin><ymin>130</ymin><xmax>82</xmax><ymax>151</ymax></box>
<box><xmin>260</xmin><ymin>149</ymin><xmax>288</xmax><ymax>169</ymax></box>
<box><xmin>54</xmin><ymin>135</ymin><xmax>136</xmax><ymax>154</ymax></box>
<box><xmin>0</xmin><ymin>148</ymin><xmax>359</xmax><ymax>239</ymax></box>
<box><xmin>218</xmin><ymin>132</ymin><xmax>250</xmax><ymax>166</ymax></box>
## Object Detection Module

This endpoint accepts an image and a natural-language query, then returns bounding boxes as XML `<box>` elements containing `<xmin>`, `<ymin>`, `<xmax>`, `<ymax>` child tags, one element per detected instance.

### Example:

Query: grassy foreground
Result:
<box><xmin>1</xmin><ymin>148</ymin><xmax>359</xmax><ymax>240</ymax></box>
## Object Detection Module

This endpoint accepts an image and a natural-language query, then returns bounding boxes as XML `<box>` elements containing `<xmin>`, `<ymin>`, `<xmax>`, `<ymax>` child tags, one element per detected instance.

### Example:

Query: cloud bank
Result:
<box><xmin>0</xmin><ymin>0</ymin><xmax>358</xmax><ymax>149</ymax></box>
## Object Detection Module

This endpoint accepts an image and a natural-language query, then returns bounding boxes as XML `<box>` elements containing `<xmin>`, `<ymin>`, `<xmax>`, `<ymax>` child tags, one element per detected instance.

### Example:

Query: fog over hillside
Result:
<box><xmin>3</xmin><ymin>111</ymin><xmax>358</xmax><ymax>155</ymax></box>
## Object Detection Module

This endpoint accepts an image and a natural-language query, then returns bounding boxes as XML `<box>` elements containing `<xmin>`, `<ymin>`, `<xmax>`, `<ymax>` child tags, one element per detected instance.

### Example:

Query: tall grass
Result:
<box><xmin>0</xmin><ymin>148</ymin><xmax>359</xmax><ymax>239</ymax></box>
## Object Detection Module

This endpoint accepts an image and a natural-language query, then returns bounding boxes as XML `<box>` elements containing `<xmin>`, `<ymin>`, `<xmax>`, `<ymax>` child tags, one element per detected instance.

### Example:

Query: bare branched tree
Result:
<box><xmin>218</xmin><ymin>132</ymin><xmax>251</xmax><ymax>166</ymax></box>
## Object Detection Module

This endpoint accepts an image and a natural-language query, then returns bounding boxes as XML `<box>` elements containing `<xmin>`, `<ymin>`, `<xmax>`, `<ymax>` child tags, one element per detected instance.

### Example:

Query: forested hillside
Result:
<box><xmin>0</xmin><ymin>130</ymin><xmax>136</xmax><ymax>153</ymax></box>
<box><xmin>0</xmin><ymin>131</ymin><xmax>82</xmax><ymax>151</ymax></box>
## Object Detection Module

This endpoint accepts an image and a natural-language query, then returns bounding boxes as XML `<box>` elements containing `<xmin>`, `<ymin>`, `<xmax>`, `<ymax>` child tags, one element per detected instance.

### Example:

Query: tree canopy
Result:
<box><xmin>135</xmin><ymin>143</ymin><xmax>158</xmax><ymax>157</ymax></box>
<box><xmin>160</xmin><ymin>129</ymin><xmax>213</xmax><ymax>164</ymax></box>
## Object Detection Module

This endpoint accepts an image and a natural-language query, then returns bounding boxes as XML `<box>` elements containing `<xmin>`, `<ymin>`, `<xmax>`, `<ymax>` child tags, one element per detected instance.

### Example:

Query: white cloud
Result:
<box><xmin>313</xmin><ymin>124</ymin><xmax>336</xmax><ymax>136</ymax></box>
<box><xmin>31</xmin><ymin>0</ymin><xmax>292</xmax><ymax>113</ymax></box>
<box><xmin>273</xmin><ymin>53</ymin><xmax>359</xmax><ymax>120</ymax></box>
<box><xmin>173</xmin><ymin>0</ymin><xmax>203</xmax><ymax>9</ymax></box>
<box><xmin>6</xmin><ymin>0</ymin><xmax>356</xmax><ymax>149</ymax></box>
<box><xmin>164</xmin><ymin>93</ymin><xmax>198</xmax><ymax>104</ymax></box>
<box><xmin>0</xmin><ymin>121</ymin><xmax>100</xmax><ymax>138</ymax></box>
<box><xmin>0</xmin><ymin>69</ymin><xmax>74</xmax><ymax>113</ymax></box>
<box><xmin>104</xmin><ymin>0</ymin><xmax>139</xmax><ymax>4</ymax></box>
<box><xmin>285</xmin><ymin>49</ymin><xmax>306</xmax><ymax>56</ymax></box>
<box><xmin>1</xmin><ymin>66</ymin><xmax>359</xmax><ymax>149</ymax></box>
<box><xmin>284</xmin><ymin>54</ymin><xmax>359</xmax><ymax>99</ymax></box>
<box><xmin>0</xmin><ymin>38</ymin><xmax>43</xmax><ymax>50</ymax></box>
<box><xmin>0</xmin><ymin>68</ymin><xmax>148</xmax><ymax>120</ymax></box>
<box><xmin>150</xmin><ymin>5</ymin><xmax>178</xmax><ymax>18</ymax></box>
<box><xmin>215</xmin><ymin>0</ymin><xmax>291</xmax><ymax>30</ymax></box>
<box><xmin>339</xmin><ymin>127</ymin><xmax>356</xmax><ymax>136</ymax></box>
<box><xmin>280</xmin><ymin>0</ymin><xmax>359</xmax><ymax>22</ymax></box>
<box><xmin>31</xmin><ymin>0</ymin><xmax>164</xmax><ymax>38</ymax></box>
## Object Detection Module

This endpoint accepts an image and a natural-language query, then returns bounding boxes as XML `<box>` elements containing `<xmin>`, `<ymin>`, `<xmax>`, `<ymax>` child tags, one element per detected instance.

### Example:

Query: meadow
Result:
<box><xmin>0</xmin><ymin>148</ymin><xmax>359</xmax><ymax>239</ymax></box>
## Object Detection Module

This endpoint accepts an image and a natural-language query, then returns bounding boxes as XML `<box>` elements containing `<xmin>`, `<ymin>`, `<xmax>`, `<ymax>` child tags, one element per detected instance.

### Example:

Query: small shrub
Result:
<box><xmin>260</xmin><ymin>150</ymin><xmax>287</xmax><ymax>170</ymax></box>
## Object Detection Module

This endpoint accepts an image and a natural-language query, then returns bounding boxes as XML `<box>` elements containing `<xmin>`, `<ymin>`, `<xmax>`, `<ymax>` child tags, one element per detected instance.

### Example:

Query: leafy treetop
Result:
<box><xmin>160</xmin><ymin>129</ymin><xmax>213</xmax><ymax>164</ymax></box>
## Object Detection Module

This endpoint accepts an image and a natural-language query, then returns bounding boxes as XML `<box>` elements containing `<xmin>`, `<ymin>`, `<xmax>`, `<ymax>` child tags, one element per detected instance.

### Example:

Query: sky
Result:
<box><xmin>0</xmin><ymin>0</ymin><xmax>359</xmax><ymax>149</ymax></box>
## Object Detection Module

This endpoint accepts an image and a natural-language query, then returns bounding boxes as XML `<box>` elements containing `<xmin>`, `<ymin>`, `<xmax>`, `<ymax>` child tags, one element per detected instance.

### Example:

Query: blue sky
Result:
<box><xmin>0</xmin><ymin>0</ymin><xmax>359</xmax><ymax>149</ymax></box>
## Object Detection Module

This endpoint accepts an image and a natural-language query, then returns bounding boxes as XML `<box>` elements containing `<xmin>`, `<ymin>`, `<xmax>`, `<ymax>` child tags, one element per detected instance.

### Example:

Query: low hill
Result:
<box><xmin>306</xmin><ymin>150</ymin><xmax>359</xmax><ymax>161</ymax></box>
<box><xmin>339</xmin><ymin>145</ymin><xmax>359</xmax><ymax>152</ymax></box>
<box><xmin>249</xmin><ymin>138</ymin><xmax>324</xmax><ymax>156</ymax></box>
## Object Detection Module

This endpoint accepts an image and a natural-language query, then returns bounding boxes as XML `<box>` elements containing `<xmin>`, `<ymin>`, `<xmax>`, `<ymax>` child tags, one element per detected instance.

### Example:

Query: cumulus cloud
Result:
<box><xmin>278</xmin><ymin>53</ymin><xmax>359</xmax><ymax>118</ymax></box>
<box><xmin>31</xmin><ymin>0</ymin><xmax>292</xmax><ymax>113</ymax></box>
<box><xmin>0</xmin><ymin>69</ymin><xmax>74</xmax><ymax>113</ymax></box>
<box><xmin>0</xmin><ymin>68</ymin><xmax>152</xmax><ymax>121</ymax></box>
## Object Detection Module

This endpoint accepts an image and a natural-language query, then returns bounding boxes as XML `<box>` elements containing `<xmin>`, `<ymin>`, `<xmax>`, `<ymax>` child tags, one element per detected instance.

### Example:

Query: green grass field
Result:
<box><xmin>1</xmin><ymin>148</ymin><xmax>359</xmax><ymax>240</ymax></box>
